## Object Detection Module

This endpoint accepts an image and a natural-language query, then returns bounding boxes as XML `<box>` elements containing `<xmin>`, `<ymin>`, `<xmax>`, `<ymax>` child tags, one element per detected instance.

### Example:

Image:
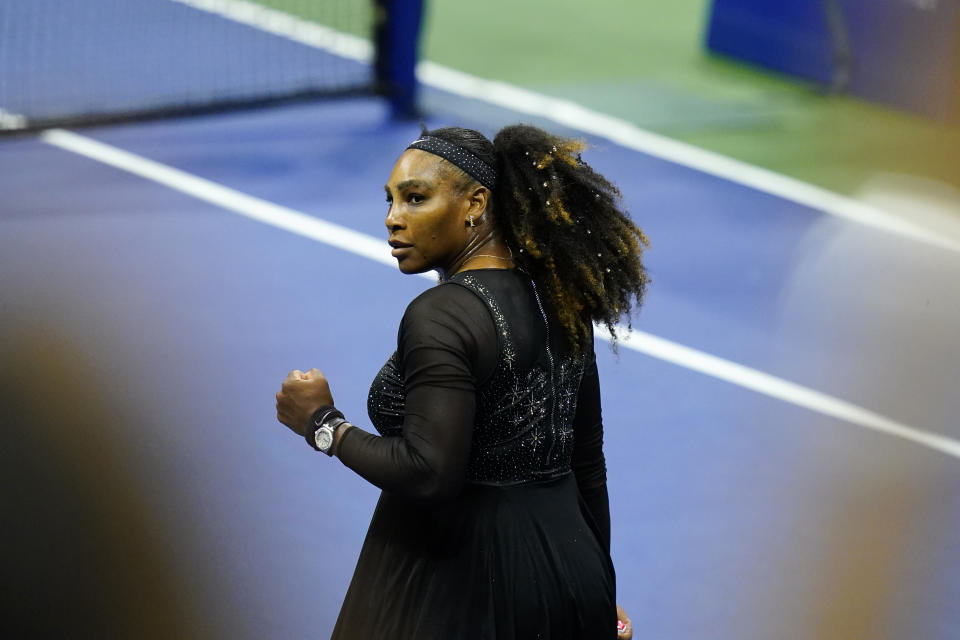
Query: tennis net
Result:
<box><xmin>0</xmin><ymin>0</ymin><xmax>414</xmax><ymax>133</ymax></box>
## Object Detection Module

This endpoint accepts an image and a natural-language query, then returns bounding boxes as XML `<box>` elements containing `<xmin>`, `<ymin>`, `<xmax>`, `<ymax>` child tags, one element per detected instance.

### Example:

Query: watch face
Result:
<box><xmin>315</xmin><ymin>427</ymin><xmax>334</xmax><ymax>451</ymax></box>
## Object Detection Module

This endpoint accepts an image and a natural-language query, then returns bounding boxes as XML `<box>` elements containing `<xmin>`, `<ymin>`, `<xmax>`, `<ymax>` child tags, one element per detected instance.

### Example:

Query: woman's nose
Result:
<box><xmin>385</xmin><ymin>205</ymin><xmax>403</xmax><ymax>232</ymax></box>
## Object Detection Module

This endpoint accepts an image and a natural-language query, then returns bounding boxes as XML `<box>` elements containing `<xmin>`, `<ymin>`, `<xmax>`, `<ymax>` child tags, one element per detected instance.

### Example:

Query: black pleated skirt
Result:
<box><xmin>332</xmin><ymin>473</ymin><xmax>616</xmax><ymax>640</ymax></box>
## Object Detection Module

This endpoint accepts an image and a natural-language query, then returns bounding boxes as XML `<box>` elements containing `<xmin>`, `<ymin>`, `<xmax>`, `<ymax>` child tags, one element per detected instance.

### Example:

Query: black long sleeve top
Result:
<box><xmin>336</xmin><ymin>269</ymin><xmax>610</xmax><ymax>550</ymax></box>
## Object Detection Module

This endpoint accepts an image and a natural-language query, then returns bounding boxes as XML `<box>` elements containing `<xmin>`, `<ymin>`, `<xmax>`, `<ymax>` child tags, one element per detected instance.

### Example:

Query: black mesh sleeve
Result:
<box><xmin>336</xmin><ymin>284</ymin><xmax>496</xmax><ymax>503</ymax></box>
<box><xmin>570</xmin><ymin>337</ymin><xmax>611</xmax><ymax>552</ymax></box>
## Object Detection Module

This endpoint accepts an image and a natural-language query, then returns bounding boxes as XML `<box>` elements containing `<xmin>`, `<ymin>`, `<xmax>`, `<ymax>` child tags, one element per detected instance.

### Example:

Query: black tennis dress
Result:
<box><xmin>332</xmin><ymin>268</ymin><xmax>616</xmax><ymax>639</ymax></box>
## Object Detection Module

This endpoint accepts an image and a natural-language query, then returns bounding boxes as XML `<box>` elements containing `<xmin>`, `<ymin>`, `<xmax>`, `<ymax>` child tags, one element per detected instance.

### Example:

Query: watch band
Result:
<box><xmin>316</xmin><ymin>416</ymin><xmax>348</xmax><ymax>456</ymax></box>
<box><xmin>306</xmin><ymin>405</ymin><xmax>344</xmax><ymax>451</ymax></box>
<box><xmin>310</xmin><ymin>405</ymin><xmax>342</xmax><ymax>428</ymax></box>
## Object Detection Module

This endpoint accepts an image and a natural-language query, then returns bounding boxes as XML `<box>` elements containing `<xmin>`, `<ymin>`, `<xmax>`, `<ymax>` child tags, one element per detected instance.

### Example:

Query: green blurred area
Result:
<box><xmin>252</xmin><ymin>0</ymin><xmax>370</xmax><ymax>35</ymax></box>
<box><xmin>263</xmin><ymin>0</ymin><xmax>960</xmax><ymax>200</ymax></box>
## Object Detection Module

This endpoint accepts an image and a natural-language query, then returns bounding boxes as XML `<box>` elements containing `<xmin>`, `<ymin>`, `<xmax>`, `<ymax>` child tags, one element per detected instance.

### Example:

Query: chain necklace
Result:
<box><xmin>446</xmin><ymin>254</ymin><xmax>514</xmax><ymax>282</ymax></box>
<box><xmin>462</xmin><ymin>254</ymin><xmax>514</xmax><ymax>270</ymax></box>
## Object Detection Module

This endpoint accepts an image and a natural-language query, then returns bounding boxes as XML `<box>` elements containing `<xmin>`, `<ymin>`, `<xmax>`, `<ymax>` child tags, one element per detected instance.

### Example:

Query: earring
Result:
<box><xmin>468</xmin><ymin>216</ymin><xmax>476</xmax><ymax>227</ymax></box>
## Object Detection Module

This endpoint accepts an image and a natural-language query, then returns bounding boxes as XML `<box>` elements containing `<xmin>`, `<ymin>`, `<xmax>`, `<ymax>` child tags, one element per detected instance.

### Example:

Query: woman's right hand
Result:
<box><xmin>616</xmin><ymin>604</ymin><xmax>633</xmax><ymax>639</ymax></box>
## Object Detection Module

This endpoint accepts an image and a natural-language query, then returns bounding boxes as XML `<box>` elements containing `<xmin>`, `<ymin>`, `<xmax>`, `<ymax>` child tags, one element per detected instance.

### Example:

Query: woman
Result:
<box><xmin>276</xmin><ymin>124</ymin><xmax>648</xmax><ymax>639</ymax></box>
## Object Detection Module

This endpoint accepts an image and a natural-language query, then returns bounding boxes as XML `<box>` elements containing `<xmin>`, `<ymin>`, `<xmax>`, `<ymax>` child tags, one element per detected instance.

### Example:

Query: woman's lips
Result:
<box><xmin>389</xmin><ymin>240</ymin><xmax>412</xmax><ymax>257</ymax></box>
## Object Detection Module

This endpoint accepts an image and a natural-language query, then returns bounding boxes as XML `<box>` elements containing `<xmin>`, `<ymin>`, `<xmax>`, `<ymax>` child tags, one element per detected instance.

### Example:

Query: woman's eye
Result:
<box><xmin>408</xmin><ymin>194</ymin><xmax>425</xmax><ymax>204</ymax></box>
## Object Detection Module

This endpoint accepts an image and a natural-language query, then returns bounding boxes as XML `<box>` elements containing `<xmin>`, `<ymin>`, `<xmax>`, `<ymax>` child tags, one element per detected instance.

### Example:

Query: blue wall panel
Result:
<box><xmin>706</xmin><ymin>0</ymin><xmax>960</xmax><ymax>120</ymax></box>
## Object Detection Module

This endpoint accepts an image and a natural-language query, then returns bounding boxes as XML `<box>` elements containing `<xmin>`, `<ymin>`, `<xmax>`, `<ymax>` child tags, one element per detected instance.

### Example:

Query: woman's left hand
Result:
<box><xmin>616</xmin><ymin>604</ymin><xmax>633</xmax><ymax>639</ymax></box>
<box><xmin>275</xmin><ymin>368</ymin><xmax>334</xmax><ymax>436</ymax></box>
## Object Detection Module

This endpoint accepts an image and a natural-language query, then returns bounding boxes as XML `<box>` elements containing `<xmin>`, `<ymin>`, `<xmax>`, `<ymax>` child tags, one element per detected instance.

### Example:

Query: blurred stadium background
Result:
<box><xmin>2</xmin><ymin>1</ymin><xmax>959</xmax><ymax>638</ymax></box>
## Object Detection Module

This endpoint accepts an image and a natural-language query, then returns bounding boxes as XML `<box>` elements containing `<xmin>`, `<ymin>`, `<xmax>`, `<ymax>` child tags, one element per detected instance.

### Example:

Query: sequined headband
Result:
<box><xmin>406</xmin><ymin>136</ymin><xmax>497</xmax><ymax>190</ymax></box>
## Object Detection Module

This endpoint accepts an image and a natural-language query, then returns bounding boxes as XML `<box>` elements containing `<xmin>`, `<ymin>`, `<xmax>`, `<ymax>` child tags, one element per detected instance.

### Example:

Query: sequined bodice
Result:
<box><xmin>367</xmin><ymin>271</ymin><xmax>585</xmax><ymax>485</ymax></box>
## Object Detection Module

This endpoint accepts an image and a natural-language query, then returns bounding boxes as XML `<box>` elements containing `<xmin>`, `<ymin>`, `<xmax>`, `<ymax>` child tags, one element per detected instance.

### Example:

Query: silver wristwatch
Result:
<box><xmin>311</xmin><ymin>413</ymin><xmax>347</xmax><ymax>456</ymax></box>
<box><xmin>313</xmin><ymin>418</ymin><xmax>346</xmax><ymax>456</ymax></box>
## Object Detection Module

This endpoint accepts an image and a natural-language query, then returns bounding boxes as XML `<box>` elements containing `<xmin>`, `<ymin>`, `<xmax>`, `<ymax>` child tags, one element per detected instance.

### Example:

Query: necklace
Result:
<box><xmin>469</xmin><ymin>254</ymin><xmax>513</xmax><ymax>261</ymax></box>
<box><xmin>447</xmin><ymin>254</ymin><xmax>514</xmax><ymax>281</ymax></box>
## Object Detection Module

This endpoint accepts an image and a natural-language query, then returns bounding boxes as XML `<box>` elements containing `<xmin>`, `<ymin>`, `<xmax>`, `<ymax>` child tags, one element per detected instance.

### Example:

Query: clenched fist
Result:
<box><xmin>275</xmin><ymin>368</ymin><xmax>335</xmax><ymax>436</ymax></box>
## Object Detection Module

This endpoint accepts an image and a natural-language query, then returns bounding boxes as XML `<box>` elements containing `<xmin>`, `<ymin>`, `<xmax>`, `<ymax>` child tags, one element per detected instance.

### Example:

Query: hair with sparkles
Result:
<box><xmin>419</xmin><ymin>124</ymin><xmax>650</xmax><ymax>353</ymax></box>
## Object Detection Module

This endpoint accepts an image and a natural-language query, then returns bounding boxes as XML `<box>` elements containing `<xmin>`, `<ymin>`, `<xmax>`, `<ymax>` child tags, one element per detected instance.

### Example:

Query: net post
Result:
<box><xmin>373</xmin><ymin>0</ymin><xmax>424</xmax><ymax>118</ymax></box>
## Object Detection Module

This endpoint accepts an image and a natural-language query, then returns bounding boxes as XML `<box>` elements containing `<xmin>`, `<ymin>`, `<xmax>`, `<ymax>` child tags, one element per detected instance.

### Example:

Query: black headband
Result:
<box><xmin>406</xmin><ymin>136</ymin><xmax>497</xmax><ymax>190</ymax></box>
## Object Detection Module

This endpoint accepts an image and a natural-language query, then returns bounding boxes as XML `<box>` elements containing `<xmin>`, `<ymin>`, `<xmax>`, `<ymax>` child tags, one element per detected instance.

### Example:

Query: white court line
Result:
<box><xmin>598</xmin><ymin>327</ymin><xmax>960</xmax><ymax>460</ymax></box>
<box><xmin>41</xmin><ymin>128</ymin><xmax>960</xmax><ymax>460</ymax></box>
<box><xmin>169</xmin><ymin>0</ymin><xmax>372</xmax><ymax>61</ymax></box>
<box><xmin>43</xmin><ymin>129</ymin><xmax>392</xmax><ymax>270</ymax></box>
<box><xmin>169</xmin><ymin>0</ymin><xmax>960</xmax><ymax>256</ymax></box>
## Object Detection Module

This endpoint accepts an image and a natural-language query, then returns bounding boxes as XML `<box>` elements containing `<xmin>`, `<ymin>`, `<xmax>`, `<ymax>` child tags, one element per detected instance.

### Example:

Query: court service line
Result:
<box><xmin>42</xmin><ymin>129</ymin><xmax>392</xmax><ymax>270</ymax></box>
<box><xmin>41</xmin><ymin>128</ymin><xmax>960</xmax><ymax>460</ymax></box>
<box><xmin>170</xmin><ymin>0</ymin><xmax>960</xmax><ymax>256</ymax></box>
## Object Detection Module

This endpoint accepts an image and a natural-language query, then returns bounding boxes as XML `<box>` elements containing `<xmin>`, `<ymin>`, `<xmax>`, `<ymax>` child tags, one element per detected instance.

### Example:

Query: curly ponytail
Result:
<box><xmin>422</xmin><ymin>124</ymin><xmax>650</xmax><ymax>353</ymax></box>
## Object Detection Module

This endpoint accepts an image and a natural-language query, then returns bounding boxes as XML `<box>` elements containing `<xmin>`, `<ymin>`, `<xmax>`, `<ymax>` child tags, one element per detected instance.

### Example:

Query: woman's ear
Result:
<box><xmin>468</xmin><ymin>186</ymin><xmax>491</xmax><ymax>218</ymax></box>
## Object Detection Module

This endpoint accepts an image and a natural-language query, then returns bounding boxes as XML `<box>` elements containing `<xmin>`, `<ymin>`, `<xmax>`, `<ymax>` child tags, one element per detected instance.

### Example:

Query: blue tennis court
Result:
<box><xmin>2</xmin><ymin>3</ymin><xmax>959</xmax><ymax>639</ymax></box>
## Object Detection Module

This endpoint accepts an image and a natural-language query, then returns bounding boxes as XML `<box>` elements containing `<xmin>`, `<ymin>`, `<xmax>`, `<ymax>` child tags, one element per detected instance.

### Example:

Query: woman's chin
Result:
<box><xmin>396</xmin><ymin>258</ymin><xmax>428</xmax><ymax>275</ymax></box>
